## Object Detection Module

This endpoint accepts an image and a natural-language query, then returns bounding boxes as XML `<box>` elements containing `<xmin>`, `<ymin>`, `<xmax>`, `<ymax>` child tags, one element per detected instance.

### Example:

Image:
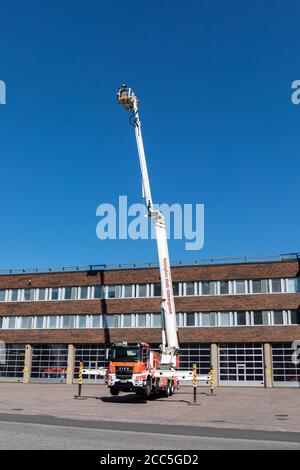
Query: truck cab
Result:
<box><xmin>106</xmin><ymin>342</ymin><xmax>157</xmax><ymax>397</ymax></box>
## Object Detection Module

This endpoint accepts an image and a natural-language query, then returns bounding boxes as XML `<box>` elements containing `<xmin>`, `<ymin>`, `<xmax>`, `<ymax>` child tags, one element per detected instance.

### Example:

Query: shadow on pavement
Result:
<box><xmin>100</xmin><ymin>395</ymin><xmax>148</xmax><ymax>404</ymax></box>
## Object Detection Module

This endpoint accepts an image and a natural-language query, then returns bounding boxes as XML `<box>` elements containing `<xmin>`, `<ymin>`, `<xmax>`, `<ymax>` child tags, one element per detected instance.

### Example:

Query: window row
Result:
<box><xmin>0</xmin><ymin>310</ymin><xmax>299</xmax><ymax>331</ymax></box>
<box><xmin>0</xmin><ymin>313</ymin><xmax>163</xmax><ymax>330</ymax></box>
<box><xmin>176</xmin><ymin>310</ymin><xmax>300</xmax><ymax>327</ymax></box>
<box><xmin>0</xmin><ymin>277</ymin><xmax>299</xmax><ymax>303</ymax></box>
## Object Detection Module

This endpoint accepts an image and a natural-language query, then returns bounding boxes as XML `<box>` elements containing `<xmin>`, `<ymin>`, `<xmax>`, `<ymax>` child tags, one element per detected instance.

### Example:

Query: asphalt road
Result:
<box><xmin>0</xmin><ymin>413</ymin><xmax>300</xmax><ymax>450</ymax></box>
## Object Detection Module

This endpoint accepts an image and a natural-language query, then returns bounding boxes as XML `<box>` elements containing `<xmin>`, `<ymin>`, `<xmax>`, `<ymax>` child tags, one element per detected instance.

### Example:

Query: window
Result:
<box><xmin>186</xmin><ymin>312</ymin><xmax>196</xmax><ymax>326</ymax></box>
<box><xmin>104</xmin><ymin>315</ymin><xmax>116</xmax><ymax>328</ymax></box>
<box><xmin>236</xmin><ymin>311</ymin><xmax>247</xmax><ymax>326</ymax></box>
<box><xmin>273</xmin><ymin>310</ymin><xmax>284</xmax><ymax>325</ymax></box>
<box><xmin>253</xmin><ymin>311</ymin><xmax>269</xmax><ymax>326</ymax></box>
<box><xmin>123</xmin><ymin>285</ymin><xmax>133</xmax><ymax>298</ymax></box>
<box><xmin>220</xmin><ymin>281</ymin><xmax>229</xmax><ymax>295</ymax></box>
<box><xmin>80</xmin><ymin>287</ymin><xmax>88</xmax><ymax>300</ymax></box>
<box><xmin>271</xmin><ymin>279</ymin><xmax>281</xmax><ymax>293</ymax></box>
<box><xmin>287</xmin><ymin>278</ymin><xmax>300</xmax><ymax>293</ymax></box>
<box><xmin>0</xmin><ymin>290</ymin><xmax>6</xmax><ymax>301</ymax></box>
<box><xmin>152</xmin><ymin>313</ymin><xmax>162</xmax><ymax>328</ymax></box>
<box><xmin>176</xmin><ymin>312</ymin><xmax>184</xmax><ymax>327</ymax></box>
<box><xmin>50</xmin><ymin>288</ymin><xmax>59</xmax><ymax>300</ymax></box>
<box><xmin>37</xmin><ymin>288</ymin><xmax>47</xmax><ymax>301</ymax></box>
<box><xmin>48</xmin><ymin>316</ymin><xmax>58</xmax><ymax>329</ymax></box>
<box><xmin>62</xmin><ymin>315</ymin><xmax>75</xmax><ymax>329</ymax></box>
<box><xmin>123</xmin><ymin>314</ymin><xmax>132</xmax><ymax>328</ymax></box>
<box><xmin>137</xmin><ymin>314</ymin><xmax>147</xmax><ymax>327</ymax></box>
<box><xmin>64</xmin><ymin>287</ymin><xmax>77</xmax><ymax>300</ymax></box>
<box><xmin>210</xmin><ymin>282</ymin><xmax>217</xmax><ymax>295</ymax></box>
<box><xmin>8</xmin><ymin>317</ymin><xmax>16</xmax><ymax>329</ymax></box>
<box><xmin>91</xmin><ymin>315</ymin><xmax>102</xmax><ymax>328</ymax></box>
<box><xmin>290</xmin><ymin>310</ymin><xmax>300</xmax><ymax>325</ymax></box>
<box><xmin>23</xmin><ymin>288</ymin><xmax>35</xmax><ymax>301</ymax></box>
<box><xmin>252</xmin><ymin>280</ymin><xmax>268</xmax><ymax>294</ymax></box>
<box><xmin>185</xmin><ymin>282</ymin><xmax>195</xmax><ymax>296</ymax></box>
<box><xmin>107</xmin><ymin>286</ymin><xmax>121</xmax><ymax>299</ymax></box>
<box><xmin>137</xmin><ymin>285</ymin><xmax>147</xmax><ymax>298</ymax></box>
<box><xmin>201</xmin><ymin>312</ymin><xmax>216</xmax><ymax>327</ymax></box>
<box><xmin>93</xmin><ymin>286</ymin><xmax>102</xmax><ymax>299</ymax></box>
<box><xmin>153</xmin><ymin>283</ymin><xmax>161</xmax><ymax>297</ymax></box>
<box><xmin>219</xmin><ymin>312</ymin><xmax>231</xmax><ymax>327</ymax></box>
<box><xmin>202</xmin><ymin>281</ymin><xmax>216</xmax><ymax>296</ymax></box>
<box><xmin>20</xmin><ymin>316</ymin><xmax>33</xmax><ymax>329</ymax></box>
<box><xmin>10</xmin><ymin>289</ymin><xmax>19</xmax><ymax>302</ymax></box>
<box><xmin>0</xmin><ymin>317</ymin><xmax>3</xmax><ymax>329</ymax></box>
<box><xmin>35</xmin><ymin>316</ymin><xmax>44</xmax><ymax>329</ymax></box>
<box><xmin>235</xmin><ymin>280</ymin><xmax>246</xmax><ymax>295</ymax></box>
<box><xmin>78</xmin><ymin>315</ymin><xmax>87</xmax><ymax>328</ymax></box>
<box><xmin>173</xmin><ymin>283</ymin><xmax>180</xmax><ymax>296</ymax></box>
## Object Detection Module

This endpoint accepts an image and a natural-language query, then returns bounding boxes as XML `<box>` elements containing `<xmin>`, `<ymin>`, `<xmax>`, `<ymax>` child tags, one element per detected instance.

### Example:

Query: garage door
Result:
<box><xmin>0</xmin><ymin>344</ymin><xmax>25</xmax><ymax>382</ymax></box>
<box><xmin>272</xmin><ymin>343</ymin><xmax>300</xmax><ymax>388</ymax></box>
<box><xmin>74</xmin><ymin>344</ymin><xmax>109</xmax><ymax>383</ymax></box>
<box><xmin>219</xmin><ymin>343</ymin><xmax>264</xmax><ymax>387</ymax></box>
<box><xmin>179</xmin><ymin>343</ymin><xmax>211</xmax><ymax>375</ymax></box>
<box><xmin>31</xmin><ymin>344</ymin><xmax>68</xmax><ymax>382</ymax></box>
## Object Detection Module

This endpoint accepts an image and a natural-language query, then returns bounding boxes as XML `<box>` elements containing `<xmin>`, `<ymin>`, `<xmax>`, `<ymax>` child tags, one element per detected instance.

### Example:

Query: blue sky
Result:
<box><xmin>0</xmin><ymin>0</ymin><xmax>299</xmax><ymax>269</ymax></box>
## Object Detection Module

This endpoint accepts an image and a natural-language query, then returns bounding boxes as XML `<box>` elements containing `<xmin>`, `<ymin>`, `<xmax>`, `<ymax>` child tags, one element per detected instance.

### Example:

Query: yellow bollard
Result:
<box><xmin>77</xmin><ymin>361</ymin><xmax>83</xmax><ymax>397</ymax></box>
<box><xmin>193</xmin><ymin>363</ymin><xmax>197</xmax><ymax>403</ymax></box>
<box><xmin>209</xmin><ymin>366</ymin><xmax>215</xmax><ymax>395</ymax></box>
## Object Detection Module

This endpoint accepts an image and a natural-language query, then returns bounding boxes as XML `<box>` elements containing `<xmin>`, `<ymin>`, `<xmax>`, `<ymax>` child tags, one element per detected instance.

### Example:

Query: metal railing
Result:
<box><xmin>0</xmin><ymin>253</ymin><xmax>299</xmax><ymax>276</ymax></box>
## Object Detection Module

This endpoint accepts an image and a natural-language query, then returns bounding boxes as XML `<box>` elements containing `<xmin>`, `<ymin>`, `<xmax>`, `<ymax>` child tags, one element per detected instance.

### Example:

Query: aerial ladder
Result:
<box><xmin>82</xmin><ymin>85</ymin><xmax>210</xmax><ymax>398</ymax></box>
<box><xmin>117</xmin><ymin>84</ymin><xmax>179</xmax><ymax>367</ymax></box>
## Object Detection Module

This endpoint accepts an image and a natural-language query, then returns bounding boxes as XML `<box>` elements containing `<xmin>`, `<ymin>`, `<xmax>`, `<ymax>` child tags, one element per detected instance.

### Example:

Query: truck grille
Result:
<box><xmin>116</xmin><ymin>366</ymin><xmax>133</xmax><ymax>380</ymax></box>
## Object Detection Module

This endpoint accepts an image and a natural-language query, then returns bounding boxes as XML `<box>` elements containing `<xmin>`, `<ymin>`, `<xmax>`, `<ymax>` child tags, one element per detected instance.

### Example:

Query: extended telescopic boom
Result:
<box><xmin>117</xmin><ymin>85</ymin><xmax>179</xmax><ymax>363</ymax></box>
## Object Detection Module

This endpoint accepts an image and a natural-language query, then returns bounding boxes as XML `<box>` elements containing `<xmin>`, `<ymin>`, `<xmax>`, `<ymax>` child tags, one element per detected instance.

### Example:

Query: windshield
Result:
<box><xmin>111</xmin><ymin>346</ymin><xmax>142</xmax><ymax>362</ymax></box>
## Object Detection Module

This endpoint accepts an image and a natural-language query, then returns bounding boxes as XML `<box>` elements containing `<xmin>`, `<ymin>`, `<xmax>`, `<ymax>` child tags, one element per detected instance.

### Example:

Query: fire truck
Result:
<box><xmin>83</xmin><ymin>86</ymin><xmax>209</xmax><ymax>398</ymax></box>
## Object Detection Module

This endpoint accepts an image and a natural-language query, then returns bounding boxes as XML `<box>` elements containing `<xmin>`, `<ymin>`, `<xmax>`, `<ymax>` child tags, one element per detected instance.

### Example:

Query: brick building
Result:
<box><xmin>0</xmin><ymin>254</ymin><xmax>299</xmax><ymax>388</ymax></box>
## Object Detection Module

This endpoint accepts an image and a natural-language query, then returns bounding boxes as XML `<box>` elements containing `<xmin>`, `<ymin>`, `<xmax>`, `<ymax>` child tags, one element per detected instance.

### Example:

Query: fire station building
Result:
<box><xmin>0</xmin><ymin>254</ymin><xmax>299</xmax><ymax>388</ymax></box>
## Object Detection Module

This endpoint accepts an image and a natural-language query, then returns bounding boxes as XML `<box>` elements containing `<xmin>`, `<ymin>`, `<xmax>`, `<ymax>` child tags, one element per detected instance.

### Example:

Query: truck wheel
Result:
<box><xmin>144</xmin><ymin>382</ymin><xmax>151</xmax><ymax>399</ymax></box>
<box><xmin>164</xmin><ymin>383</ymin><xmax>171</xmax><ymax>398</ymax></box>
<box><xmin>170</xmin><ymin>381</ymin><xmax>175</xmax><ymax>396</ymax></box>
<box><xmin>110</xmin><ymin>387</ymin><xmax>119</xmax><ymax>396</ymax></box>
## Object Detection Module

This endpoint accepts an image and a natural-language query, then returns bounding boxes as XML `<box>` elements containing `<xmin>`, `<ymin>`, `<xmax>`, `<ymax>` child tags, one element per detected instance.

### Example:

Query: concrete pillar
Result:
<box><xmin>210</xmin><ymin>343</ymin><xmax>219</xmax><ymax>387</ymax></box>
<box><xmin>23</xmin><ymin>344</ymin><xmax>32</xmax><ymax>384</ymax></box>
<box><xmin>264</xmin><ymin>343</ymin><xmax>273</xmax><ymax>388</ymax></box>
<box><xmin>66</xmin><ymin>344</ymin><xmax>75</xmax><ymax>385</ymax></box>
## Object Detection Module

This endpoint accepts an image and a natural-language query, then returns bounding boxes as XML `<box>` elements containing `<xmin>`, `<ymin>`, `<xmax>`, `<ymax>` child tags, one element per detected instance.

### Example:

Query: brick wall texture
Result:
<box><xmin>0</xmin><ymin>259</ymin><xmax>299</xmax><ymax>344</ymax></box>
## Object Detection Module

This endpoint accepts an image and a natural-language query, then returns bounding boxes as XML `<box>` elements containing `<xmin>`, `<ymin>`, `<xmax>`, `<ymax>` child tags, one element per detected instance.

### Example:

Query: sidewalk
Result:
<box><xmin>0</xmin><ymin>383</ymin><xmax>299</xmax><ymax>433</ymax></box>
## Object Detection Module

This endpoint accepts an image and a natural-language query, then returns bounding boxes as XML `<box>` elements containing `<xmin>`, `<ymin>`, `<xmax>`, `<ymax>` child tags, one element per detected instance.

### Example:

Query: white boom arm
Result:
<box><xmin>117</xmin><ymin>85</ymin><xmax>179</xmax><ymax>361</ymax></box>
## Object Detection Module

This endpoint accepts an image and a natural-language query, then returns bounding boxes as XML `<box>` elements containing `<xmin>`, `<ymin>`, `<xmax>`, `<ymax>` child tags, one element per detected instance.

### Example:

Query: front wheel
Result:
<box><xmin>143</xmin><ymin>381</ymin><xmax>152</xmax><ymax>399</ymax></box>
<box><xmin>164</xmin><ymin>382</ymin><xmax>171</xmax><ymax>398</ymax></box>
<box><xmin>110</xmin><ymin>387</ymin><xmax>119</xmax><ymax>396</ymax></box>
